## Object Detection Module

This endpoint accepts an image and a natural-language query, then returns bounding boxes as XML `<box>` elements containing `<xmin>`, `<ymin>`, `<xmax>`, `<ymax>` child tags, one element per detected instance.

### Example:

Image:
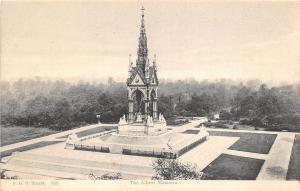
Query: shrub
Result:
<box><xmin>166</xmin><ymin>117</ymin><xmax>189</xmax><ymax>126</ymax></box>
<box><xmin>266</xmin><ymin>124</ymin><xmax>300</xmax><ymax>132</ymax></box>
<box><xmin>239</xmin><ymin>118</ymin><xmax>250</xmax><ymax>125</ymax></box>
<box><xmin>228</xmin><ymin>120</ymin><xmax>234</xmax><ymax>125</ymax></box>
<box><xmin>0</xmin><ymin>170</ymin><xmax>18</xmax><ymax>179</ymax></box>
<box><xmin>88</xmin><ymin>172</ymin><xmax>122</xmax><ymax>180</ymax></box>
<box><xmin>213</xmin><ymin>122</ymin><xmax>229</xmax><ymax>129</ymax></box>
<box><xmin>203</xmin><ymin>122</ymin><xmax>212</xmax><ymax>127</ymax></box>
<box><xmin>249</xmin><ymin>118</ymin><xmax>264</xmax><ymax>127</ymax></box>
<box><xmin>219</xmin><ymin>110</ymin><xmax>232</xmax><ymax>120</ymax></box>
<box><xmin>152</xmin><ymin>158</ymin><xmax>207</xmax><ymax>180</ymax></box>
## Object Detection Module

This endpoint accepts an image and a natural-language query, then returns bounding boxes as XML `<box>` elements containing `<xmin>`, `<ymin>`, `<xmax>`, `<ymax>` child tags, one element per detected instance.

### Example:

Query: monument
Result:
<box><xmin>66</xmin><ymin>7</ymin><xmax>209</xmax><ymax>159</ymax></box>
<box><xmin>118</xmin><ymin>6</ymin><xmax>167</xmax><ymax>136</ymax></box>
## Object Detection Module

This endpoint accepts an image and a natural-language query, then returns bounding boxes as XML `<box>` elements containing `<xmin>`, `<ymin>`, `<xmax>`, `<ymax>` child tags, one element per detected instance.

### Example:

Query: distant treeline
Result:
<box><xmin>0</xmin><ymin>78</ymin><xmax>127</xmax><ymax>130</ymax></box>
<box><xmin>1</xmin><ymin>77</ymin><xmax>300</xmax><ymax>131</ymax></box>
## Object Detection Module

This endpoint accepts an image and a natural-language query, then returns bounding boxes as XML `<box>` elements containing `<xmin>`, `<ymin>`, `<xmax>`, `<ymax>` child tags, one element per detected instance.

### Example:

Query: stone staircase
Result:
<box><xmin>3</xmin><ymin>152</ymin><xmax>154</xmax><ymax>179</ymax></box>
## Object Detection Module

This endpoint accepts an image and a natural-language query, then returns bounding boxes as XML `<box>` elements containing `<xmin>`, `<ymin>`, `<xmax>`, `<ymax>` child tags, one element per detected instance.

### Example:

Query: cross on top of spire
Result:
<box><xmin>141</xmin><ymin>6</ymin><xmax>145</xmax><ymax>17</ymax></box>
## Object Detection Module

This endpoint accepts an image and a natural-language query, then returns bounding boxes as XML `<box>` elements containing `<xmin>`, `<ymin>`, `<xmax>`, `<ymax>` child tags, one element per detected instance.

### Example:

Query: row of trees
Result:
<box><xmin>0</xmin><ymin>78</ymin><xmax>127</xmax><ymax>130</ymax></box>
<box><xmin>1</xmin><ymin>77</ymin><xmax>300</xmax><ymax>131</ymax></box>
<box><xmin>220</xmin><ymin>84</ymin><xmax>300</xmax><ymax>131</ymax></box>
<box><xmin>159</xmin><ymin>93</ymin><xmax>220</xmax><ymax>118</ymax></box>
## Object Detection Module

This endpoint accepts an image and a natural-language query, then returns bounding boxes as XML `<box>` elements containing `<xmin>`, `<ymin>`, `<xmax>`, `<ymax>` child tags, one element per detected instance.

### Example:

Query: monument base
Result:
<box><xmin>70</xmin><ymin>129</ymin><xmax>209</xmax><ymax>159</ymax></box>
<box><xmin>118</xmin><ymin>121</ymin><xmax>167</xmax><ymax>136</ymax></box>
<box><xmin>66</xmin><ymin>115</ymin><xmax>209</xmax><ymax>159</ymax></box>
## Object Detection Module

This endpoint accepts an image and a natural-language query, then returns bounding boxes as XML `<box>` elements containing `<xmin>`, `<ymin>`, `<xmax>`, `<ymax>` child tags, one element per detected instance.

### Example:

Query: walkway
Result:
<box><xmin>257</xmin><ymin>132</ymin><xmax>295</xmax><ymax>180</ymax></box>
<box><xmin>179</xmin><ymin>136</ymin><xmax>239</xmax><ymax>170</ymax></box>
<box><xmin>0</xmin><ymin>123</ymin><xmax>116</xmax><ymax>154</ymax></box>
<box><xmin>223</xmin><ymin>150</ymin><xmax>267</xmax><ymax>160</ymax></box>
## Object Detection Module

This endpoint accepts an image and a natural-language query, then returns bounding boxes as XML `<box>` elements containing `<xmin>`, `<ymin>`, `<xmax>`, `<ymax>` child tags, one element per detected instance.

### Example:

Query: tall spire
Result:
<box><xmin>136</xmin><ymin>6</ymin><xmax>148</xmax><ymax>73</ymax></box>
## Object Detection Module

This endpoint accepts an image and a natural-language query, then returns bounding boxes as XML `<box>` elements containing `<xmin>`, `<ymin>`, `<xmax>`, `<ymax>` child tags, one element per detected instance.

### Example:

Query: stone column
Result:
<box><xmin>145</xmin><ymin>88</ymin><xmax>150</xmax><ymax>117</ymax></box>
<box><xmin>153</xmin><ymin>99</ymin><xmax>158</xmax><ymax>120</ymax></box>
<box><xmin>145</xmin><ymin>100</ymin><xmax>149</xmax><ymax>117</ymax></box>
<box><xmin>128</xmin><ymin>100</ymin><xmax>134</xmax><ymax>122</ymax></box>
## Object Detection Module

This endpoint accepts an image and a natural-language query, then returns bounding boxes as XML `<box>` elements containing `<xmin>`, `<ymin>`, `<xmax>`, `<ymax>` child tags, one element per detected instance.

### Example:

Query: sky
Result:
<box><xmin>1</xmin><ymin>1</ymin><xmax>300</xmax><ymax>84</ymax></box>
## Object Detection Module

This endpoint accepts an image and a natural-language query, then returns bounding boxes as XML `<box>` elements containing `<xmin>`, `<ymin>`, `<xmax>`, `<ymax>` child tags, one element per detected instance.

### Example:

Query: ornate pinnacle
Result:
<box><xmin>136</xmin><ymin>6</ymin><xmax>148</xmax><ymax>73</ymax></box>
<box><xmin>153</xmin><ymin>54</ymin><xmax>157</xmax><ymax>70</ymax></box>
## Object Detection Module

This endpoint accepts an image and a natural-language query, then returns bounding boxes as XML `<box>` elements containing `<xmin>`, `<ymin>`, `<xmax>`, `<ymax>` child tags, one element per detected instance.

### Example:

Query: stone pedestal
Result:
<box><xmin>118</xmin><ymin>121</ymin><xmax>167</xmax><ymax>136</ymax></box>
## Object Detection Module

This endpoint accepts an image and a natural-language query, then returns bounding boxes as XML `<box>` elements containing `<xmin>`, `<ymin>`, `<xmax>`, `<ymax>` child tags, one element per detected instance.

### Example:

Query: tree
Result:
<box><xmin>219</xmin><ymin>110</ymin><xmax>232</xmax><ymax>120</ymax></box>
<box><xmin>4</xmin><ymin>98</ymin><xmax>20</xmax><ymax>124</ymax></box>
<box><xmin>158</xmin><ymin>95</ymin><xmax>173</xmax><ymax>118</ymax></box>
<box><xmin>25</xmin><ymin>95</ymin><xmax>52</xmax><ymax>126</ymax></box>
<box><xmin>53</xmin><ymin>99</ymin><xmax>72</xmax><ymax>130</ymax></box>
<box><xmin>152</xmin><ymin>158</ymin><xmax>207</xmax><ymax>180</ymax></box>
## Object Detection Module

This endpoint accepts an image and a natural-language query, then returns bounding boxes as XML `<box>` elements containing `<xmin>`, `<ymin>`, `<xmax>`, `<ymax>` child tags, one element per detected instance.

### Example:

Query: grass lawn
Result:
<box><xmin>75</xmin><ymin>126</ymin><xmax>114</xmax><ymax>138</ymax></box>
<box><xmin>203</xmin><ymin>154</ymin><xmax>265</xmax><ymax>180</ymax></box>
<box><xmin>0</xmin><ymin>141</ymin><xmax>64</xmax><ymax>158</ymax></box>
<box><xmin>208</xmin><ymin>131</ymin><xmax>277</xmax><ymax>154</ymax></box>
<box><xmin>0</xmin><ymin>126</ymin><xmax>58</xmax><ymax>146</ymax></box>
<box><xmin>286</xmin><ymin>134</ymin><xmax>300</xmax><ymax>180</ymax></box>
<box><xmin>182</xmin><ymin>130</ymin><xmax>200</xmax><ymax>134</ymax></box>
<box><xmin>57</xmin><ymin>126</ymin><xmax>118</xmax><ymax>138</ymax></box>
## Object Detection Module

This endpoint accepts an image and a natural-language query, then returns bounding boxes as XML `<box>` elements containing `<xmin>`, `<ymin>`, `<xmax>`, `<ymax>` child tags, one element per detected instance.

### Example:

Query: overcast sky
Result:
<box><xmin>1</xmin><ymin>1</ymin><xmax>300</xmax><ymax>84</ymax></box>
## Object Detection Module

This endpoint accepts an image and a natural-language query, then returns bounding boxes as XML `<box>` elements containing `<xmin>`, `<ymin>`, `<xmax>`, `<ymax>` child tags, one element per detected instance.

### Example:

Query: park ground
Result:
<box><xmin>0</xmin><ymin>119</ymin><xmax>299</xmax><ymax>180</ymax></box>
<box><xmin>1</xmin><ymin>126</ymin><xmax>58</xmax><ymax>146</ymax></box>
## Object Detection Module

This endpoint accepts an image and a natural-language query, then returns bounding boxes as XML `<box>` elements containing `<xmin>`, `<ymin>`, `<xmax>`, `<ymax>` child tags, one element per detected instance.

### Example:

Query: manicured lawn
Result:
<box><xmin>57</xmin><ymin>134</ymin><xmax>70</xmax><ymax>139</ymax></box>
<box><xmin>75</xmin><ymin>126</ymin><xmax>114</xmax><ymax>138</ymax></box>
<box><xmin>203</xmin><ymin>154</ymin><xmax>265</xmax><ymax>180</ymax></box>
<box><xmin>182</xmin><ymin>130</ymin><xmax>200</xmax><ymax>134</ymax></box>
<box><xmin>0</xmin><ymin>126</ymin><xmax>58</xmax><ymax>146</ymax></box>
<box><xmin>286</xmin><ymin>134</ymin><xmax>300</xmax><ymax>180</ymax></box>
<box><xmin>0</xmin><ymin>141</ymin><xmax>64</xmax><ymax>158</ymax></box>
<box><xmin>208</xmin><ymin>131</ymin><xmax>277</xmax><ymax>154</ymax></box>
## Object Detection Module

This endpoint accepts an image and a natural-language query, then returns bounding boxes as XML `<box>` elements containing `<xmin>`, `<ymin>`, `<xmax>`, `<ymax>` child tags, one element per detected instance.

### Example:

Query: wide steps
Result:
<box><xmin>4</xmin><ymin>152</ymin><xmax>153</xmax><ymax>179</ymax></box>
